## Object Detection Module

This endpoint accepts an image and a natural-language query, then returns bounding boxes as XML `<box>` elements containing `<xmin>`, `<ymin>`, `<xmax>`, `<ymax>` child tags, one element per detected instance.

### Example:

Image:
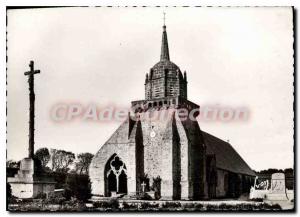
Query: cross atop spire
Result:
<box><xmin>160</xmin><ymin>12</ymin><xmax>170</xmax><ymax>61</ymax></box>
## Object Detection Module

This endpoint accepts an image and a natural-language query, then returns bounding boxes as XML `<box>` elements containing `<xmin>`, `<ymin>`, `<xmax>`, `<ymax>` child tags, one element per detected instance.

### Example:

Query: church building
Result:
<box><xmin>89</xmin><ymin>23</ymin><xmax>255</xmax><ymax>200</ymax></box>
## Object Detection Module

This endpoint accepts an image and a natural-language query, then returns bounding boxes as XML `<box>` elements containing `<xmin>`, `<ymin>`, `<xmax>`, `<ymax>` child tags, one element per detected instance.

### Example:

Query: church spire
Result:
<box><xmin>160</xmin><ymin>12</ymin><xmax>170</xmax><ymax>61</ymax></box>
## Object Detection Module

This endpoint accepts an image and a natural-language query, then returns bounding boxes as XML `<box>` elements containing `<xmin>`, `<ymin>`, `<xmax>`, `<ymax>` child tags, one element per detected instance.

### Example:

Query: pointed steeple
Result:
<box><xmin>160</xmin><ymin>13</ymin><xmax>170</xmax><ymax>61</ymax></box>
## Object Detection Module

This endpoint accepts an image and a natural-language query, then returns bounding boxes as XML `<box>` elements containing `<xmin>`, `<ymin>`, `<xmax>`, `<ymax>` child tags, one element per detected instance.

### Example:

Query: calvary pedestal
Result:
<box><xmin>8</xmin><ymin>158</ymin><xmax>56</xmax><ymax>198</ymax></box>
<box><xmin>8</xmin><ymin>61</ymin><xmax>55</xmax><ymax>199</ymax></box>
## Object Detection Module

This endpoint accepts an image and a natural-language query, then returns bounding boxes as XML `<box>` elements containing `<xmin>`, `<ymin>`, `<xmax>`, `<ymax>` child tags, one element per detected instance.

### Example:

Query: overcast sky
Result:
<box><xmin>7</xmin><ymin>7</ymin><xmax>294</xmax><ymax>171</ymax></box>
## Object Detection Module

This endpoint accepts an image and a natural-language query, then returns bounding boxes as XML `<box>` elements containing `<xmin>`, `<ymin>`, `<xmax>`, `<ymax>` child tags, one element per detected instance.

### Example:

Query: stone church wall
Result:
<box><xmin>173</xmin><ymin>112</ymin><xmax>207</xmax><ymax>200</ymax></box>
<box><xmin>174</xmin><ymin>112</ymin><xmax>189</xmax><ymax>200</ymax></box>
<box><xmin>140</xmin><ymin>110</ymin><xmax>174</xmax><ymax>199</ymax></box>
<box><xmin>216</xmin><ymin>169</ymin><xmax>228</xmax><ymax>197</ymax></box>
<box><xmin>215</xmin><ymin>169</ymin><xmax>254</xmax><ymax>198</ymax></box>
<box><xmin>89</xmin><ymin>119</ymin><xmax>137</xmax><ymax>196</ymax></box>
<box><xmin>89</xmin><ymin>110</ymin><xmax>253</xmax><ymax>200</ymax></box>
<box><xmin>182</xmin><ymin>118</ymin><xmax>207</xmax><ymax>199</ymax></box>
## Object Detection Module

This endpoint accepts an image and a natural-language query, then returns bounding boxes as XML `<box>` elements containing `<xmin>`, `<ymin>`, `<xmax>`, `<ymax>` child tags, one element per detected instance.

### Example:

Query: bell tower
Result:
<box><xmin>131</xmin><ymin>16</ymin><xmax>199</xmax><ymax>118</ymax></box>
<box><xmin>144</xmin><ymin>23</ymin><xmax>187</xmax><ymax>101</ymax></box>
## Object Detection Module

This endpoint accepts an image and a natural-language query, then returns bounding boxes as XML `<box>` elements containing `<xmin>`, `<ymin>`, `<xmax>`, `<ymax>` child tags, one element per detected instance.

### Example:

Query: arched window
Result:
<box><xmin>104</xmin><ymin>154</ymin><xmax>127</xmax><ymax>196</ymax></box>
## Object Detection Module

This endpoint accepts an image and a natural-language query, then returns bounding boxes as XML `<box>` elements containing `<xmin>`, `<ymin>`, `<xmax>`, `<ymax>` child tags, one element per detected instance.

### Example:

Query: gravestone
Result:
<box><xmin>266</xmin><ymin>173</ymin><xmax>288</xmax><ymax>201</ymax></box>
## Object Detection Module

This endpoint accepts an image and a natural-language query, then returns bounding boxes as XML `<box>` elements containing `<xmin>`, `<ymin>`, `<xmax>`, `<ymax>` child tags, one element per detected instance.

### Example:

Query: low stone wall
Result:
<box><xmin>8</xmin><ymin>199</ymin><xmax>286</xmax><ymax>211</ymax></box>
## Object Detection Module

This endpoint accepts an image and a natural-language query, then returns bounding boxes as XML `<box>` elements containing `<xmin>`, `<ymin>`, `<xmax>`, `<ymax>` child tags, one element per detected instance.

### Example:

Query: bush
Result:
<box><xmin>108</xmin><ymin>199</ymin><xmax>119</xmax><ymax>210</ymax></box>
<box><xmin>50</xmin><ymin>171</ymin><xmax>67</xmax><ymax>189</ymax></box>
<box><xmin>93</xmin><ymin>199</ymin><xmax>119</xmax><ymax>210</ymax></box>
<box><xmin>61</xmin><ymin>197</ymin><xmax>87</xmax><ymax>211</ymax></box>
<box><xmin>162</xmin><ymin>202</ymin><xmax>181</xmax><ymax>209</ymax></box>
<box><xmin>205</xmin><ymin>204</ymin><xmax>215</xmax><ymax>211</ymax></box>
<box><xmin>122</xmin><ymin>202</ymin><xmax>138</xmax><ymax>210</ymax></box>
<box><xmin>136</xmin><ymin>192</ymin><xmax>153</xmax><ymax>200</ymax></box>
<box><xmin>239</xmin><ymin>203</ymin><xmax>254</xmax><ymax>210</ymax></box>
<box><xmin>219</xmin><ymin>203</ymin><xmax>234</xmax><ymax>210</ymax></box>
<box><xmin>200</xmin><ymin>202</ymin><xmax>282</xmax><ymax>211</ymax></box>
<box><xmin>44</xmin><ymin>195</ymin><xmax>66</xmax><ymax>205</ymax></box>
<box><xmin>7</xmin><ymin>183</ymin><xmax>12</xmax><ymax>199</ymax></box>
<box><xmin>194</xmin><ymin>203</ymin><xmax>204</xmax><ymax>210</ymax></box>
<box><xmin>250</xmin><ymin>198</ymin><xmax>264</xmax><ymax>202</ymax></box>
<box><xmin>36</xmin><ymin>193</ymin><xmax>47</xmax><ymax>199</ymax></box>
<box><xmin>64</xmin><ymin>173</ymin><xmax>91</xmax><ymax>201</ymax></box>
<box><xmin>182</xmin><ymin>203</ymin><xmax>194</xmax><ymax>209</ymax></box>
<box><xmin>6</xmin><ymin>183</ymin><xmax>18</xmax><ymax>205</ymax></box>
<box><xmin>140</xmin><ymin>202</ymin><xmax>159</xmax><ymax>210</ymax></box>
<box><xmin>259</xmin><ymin>202</ymin><xmax>282</xmax><ymax>210</ymax></box>
<box><xmin>270</xmin><ymin>204</ymin><xmax>282</xmax><ymax>210</ymax></box>
<box><xmin>182</xmin><ymin>203</ymin><xmax>204</xmax><ymax>210</ymax></box>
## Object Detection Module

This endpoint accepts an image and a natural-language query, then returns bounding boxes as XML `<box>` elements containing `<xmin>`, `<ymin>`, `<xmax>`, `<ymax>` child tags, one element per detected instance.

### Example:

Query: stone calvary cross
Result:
<box><xmin>24</xmin><ymin>61</ymin><xmax>40</xmax><ymax>158</ymax></box>
<box><xmin>8</xmin><ymin>61</ymin><xmax>55</xmax><ymax>199</ymax></box>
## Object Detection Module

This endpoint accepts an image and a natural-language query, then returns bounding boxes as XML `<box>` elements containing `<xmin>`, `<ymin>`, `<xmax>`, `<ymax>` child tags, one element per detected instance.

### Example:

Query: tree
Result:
<box><xmin>7</xmin><ymin>183</ymin><xmax>12</xmax><ymax>199</ymax></box>
<box><xmin>256</xmin><ymin>168</ymin><xmax>284</xmax><ymax>175</ymax></box>
<box><xmin>35</xmin><ymin>148</ymin><xmax>50</xmax><ymax>168</ymax></box>
<box><xmin>6</xmin><ymin>160</ymin><xmax>20</xmax><ymax>168</ymax></box>
<box><xmin>51</xmin><ymin>149</ymin><xmax>75</xmax><ymax>172</ymax></box>
<box><xmin>7</xmin><ymin>183</ymin><xmax>14</xmax><ymax>205</ymax></box>
<box><xmin>284</xmin><ymin>168</ymin><xmax>294</xmax><ymax>173</ymax></box>
<box><xmin>75</xmin><ymin>153</ymin><xmax>94</xmax><ymax>175</ymax></box>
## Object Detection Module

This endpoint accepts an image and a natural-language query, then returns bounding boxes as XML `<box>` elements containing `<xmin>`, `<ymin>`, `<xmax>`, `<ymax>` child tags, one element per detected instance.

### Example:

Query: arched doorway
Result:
<box><xmin>104</xmin><ymin>154</ymin><xmax>128</xmax><ymax>196</ymax></box>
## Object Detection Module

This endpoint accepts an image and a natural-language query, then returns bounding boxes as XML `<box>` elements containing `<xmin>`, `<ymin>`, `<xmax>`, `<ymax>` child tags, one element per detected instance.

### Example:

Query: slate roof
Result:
<box><xmin>202</xmin><ymin>131</ymin><xmax>256</xmax><ymax>177</ymax></box>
